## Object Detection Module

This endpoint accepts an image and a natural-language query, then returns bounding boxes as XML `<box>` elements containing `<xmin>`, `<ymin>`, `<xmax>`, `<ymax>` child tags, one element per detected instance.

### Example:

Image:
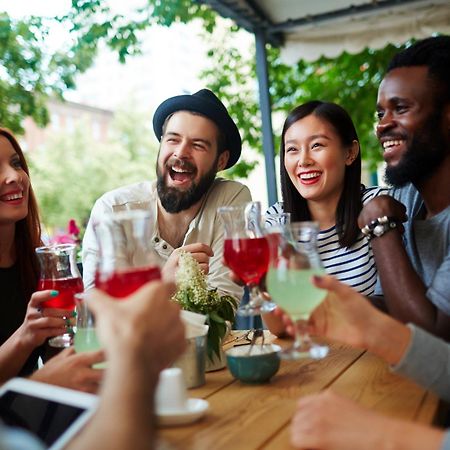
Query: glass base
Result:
<box><xmin>237</xmin><ymin>300</ymin><xmax>277</xmax><ymax>317</ymax></box>
<box><xmin>48</xmin><ymin>333</ymin><xmax>74</xmax><ymax>348</ymax></box>
<box><xmin>279</xmin><ymin>343</ymin><xmax>329</xmax><ymax>360</ymax></box>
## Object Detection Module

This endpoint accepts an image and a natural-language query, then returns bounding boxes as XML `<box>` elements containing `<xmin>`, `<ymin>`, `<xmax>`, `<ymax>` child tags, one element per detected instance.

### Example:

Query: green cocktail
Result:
<box><xmin>266</xmin><ymin>268</ymin><xmax>326</xmax><ymax>321</ymax></box>
<box><xmin>74</xmin><ymin>327</ymin><xmax>101</xmax><ymax>353</ymax></box>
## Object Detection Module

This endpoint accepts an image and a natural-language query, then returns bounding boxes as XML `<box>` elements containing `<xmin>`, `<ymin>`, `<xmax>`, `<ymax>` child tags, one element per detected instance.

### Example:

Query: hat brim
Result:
<box><xmin>153</xmin><ymin>95</ymin><xmax>241</xmax><ymax>169</ymax></box>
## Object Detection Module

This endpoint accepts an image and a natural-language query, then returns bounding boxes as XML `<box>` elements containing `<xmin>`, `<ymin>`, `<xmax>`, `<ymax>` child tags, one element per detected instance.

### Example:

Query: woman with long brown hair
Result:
<box><xmin>0</xmin><ymin>128</ymin><xmax>102</xmax><ymax>388</ymax></box>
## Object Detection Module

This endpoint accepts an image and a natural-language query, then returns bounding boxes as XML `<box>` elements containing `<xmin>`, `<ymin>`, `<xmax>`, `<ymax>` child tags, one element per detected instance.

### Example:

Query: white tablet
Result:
<box><xmin>0</xmin><ymin>378</ymin><xmax>98</xmax><ymax>449</ymax></box>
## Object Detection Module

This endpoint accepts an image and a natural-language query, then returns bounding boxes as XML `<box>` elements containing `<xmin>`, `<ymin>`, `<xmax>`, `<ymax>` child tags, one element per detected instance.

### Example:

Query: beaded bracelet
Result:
<box><xmin>361</xmin><ymin>216</ymin><xmax>399</xmax><ymax>240</ymax></box>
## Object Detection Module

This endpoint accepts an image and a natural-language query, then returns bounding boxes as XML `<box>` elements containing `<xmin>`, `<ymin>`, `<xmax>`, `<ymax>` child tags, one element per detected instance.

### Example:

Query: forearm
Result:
<box><xmin>365</xmin><ymin>311</ymin><xmax>412</xmax><ymax>366</ymax></box>
<box><xmin>67</xmin><ymin>358</ymin><xmax>158</xmax><ymax>450</ymax></box>
<box><xmin>0</xmin><ymin>329</ymin><xmax>34</xmax><ymax>384</ymax></box>
<box><xmin>392</xmin><ymin>325</ymin><xmax>450</xmax><ymax>402</ymax></box>
<box><xmin>380</xmin><ymin>417</ymin><xmax>444</xmax><ymax>450</ymax></box>
<box><xmin>371</xmin><ymin>231</ymin><xmax>448</xmax><ymax>337</ymax></box>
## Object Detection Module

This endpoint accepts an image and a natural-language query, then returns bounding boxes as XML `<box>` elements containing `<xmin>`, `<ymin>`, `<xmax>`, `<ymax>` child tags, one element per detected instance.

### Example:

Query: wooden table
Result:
<box><xmin>157</xmin><ymin>331</ymin><xmax>440</xmax><ymax>449</ymax></box>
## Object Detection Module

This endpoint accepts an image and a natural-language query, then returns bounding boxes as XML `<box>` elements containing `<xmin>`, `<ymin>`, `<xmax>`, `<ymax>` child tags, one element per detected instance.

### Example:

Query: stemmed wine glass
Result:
<box><xmin>266</xmin><ymin>222</ymin><xmax>329</xmax><ymax>359</ymax></box>
<box><xmin>94</xmin><ymin>210</ymin><xmax>161</xmax><ymax>298</ymax></box>
<box><xmin>36</xmin><ymin>244</ymin><xmax>83</xmax><ymax>348</ymax></box>
<box><xmin>218</xmin><ymin>201</ymin><xmax>276</xmax><ymax>316</ymax></box>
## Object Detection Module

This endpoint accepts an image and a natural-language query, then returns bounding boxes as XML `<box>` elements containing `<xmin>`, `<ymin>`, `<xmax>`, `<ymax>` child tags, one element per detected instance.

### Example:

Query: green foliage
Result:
<box><xmin>0</xmin><ymin>1</ymin><xmax>214</xmax><ymax>134</ymax></box>
<box><xmin>28</xmin><ymin>104</ymin><xmax>157</xmax><ymax>230</ymax></box>
<box><xmin>172</xmin><ymin>252</ymin><xmax>238</xmax><ymax>360</ymax></box>
<box><xmin>0</xmin><ymin>13</ymin><xmax>51</xmax><ymax>133</ymax></box>
<box><xmin>1</xmin><ymin>1</ymin><xmax>409</xmax><ymax>173</ymax></box>
<box><xmin>268</xmin><ymin>45</ymin><xmax>404</xmax><ymax>170</ymax></box>
<box><xmin>200</xmin><ymin>25</ymin><xmax>407</xmax><ymax>172</ymax></box>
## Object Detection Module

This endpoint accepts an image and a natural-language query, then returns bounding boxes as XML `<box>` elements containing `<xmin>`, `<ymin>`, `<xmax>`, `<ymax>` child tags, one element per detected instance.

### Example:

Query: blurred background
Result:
<box><xmin>1</xmin><ymin>0</ymin><xmax>440</xmax><ymax>243</ymax></box>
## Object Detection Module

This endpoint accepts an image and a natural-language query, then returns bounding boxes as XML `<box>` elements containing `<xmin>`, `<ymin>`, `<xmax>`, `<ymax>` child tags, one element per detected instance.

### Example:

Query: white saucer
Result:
<box><xmin>156</xmin><ymin>398</ymin><xmax>209</xmax><ymax>426</ymax></box>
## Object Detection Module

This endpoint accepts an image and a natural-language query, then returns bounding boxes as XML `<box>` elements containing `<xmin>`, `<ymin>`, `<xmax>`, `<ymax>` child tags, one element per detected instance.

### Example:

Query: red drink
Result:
<box><xmin>224</xmin><ymin>237</ymin><xmax>270</xmax><ymax>285</ymax></box>
<box><xmin>39</xmin><ymin>277</ymin><xmax>84</xmax><ymax>310</ymax></box>
<box><xmin>95</xmin><ymin>266</ymin><xmax>162</xmax><ymax>299</ymax></box>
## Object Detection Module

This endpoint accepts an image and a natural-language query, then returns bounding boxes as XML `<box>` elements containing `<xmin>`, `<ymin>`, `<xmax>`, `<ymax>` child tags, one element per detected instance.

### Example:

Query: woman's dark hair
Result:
<box><xmin>0</xmin><ymin>128</ymin><xmax>42</xmax><ymax>301</ymax></box>
<box><xmin>280</xmin><ymin>101</ymin><xmax>362</xmax><ymax>248</ymax></box>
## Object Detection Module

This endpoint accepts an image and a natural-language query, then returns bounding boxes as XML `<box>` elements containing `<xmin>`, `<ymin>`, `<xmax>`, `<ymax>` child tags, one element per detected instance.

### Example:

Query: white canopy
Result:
<box><xmin>202</xmin><ymin>0</ymin><xmax>450</xmax><ymax>63</ymax></box>
<box><xmin>278</xmin><ymin>0</ymin><xmax>450</xmax><ymax>63</ymax></box>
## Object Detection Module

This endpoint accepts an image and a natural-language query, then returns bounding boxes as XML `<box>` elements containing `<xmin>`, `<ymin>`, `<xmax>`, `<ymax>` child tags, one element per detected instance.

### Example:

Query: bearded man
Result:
<box><xmin>82</xmin><ymin>89</ymin><xmax>251</xmax><ymax>300</ymax></box>
<box><xmin>358</xmin><ymin>36</ymin><xmax>450</xmax><ymax>340</ymax></box>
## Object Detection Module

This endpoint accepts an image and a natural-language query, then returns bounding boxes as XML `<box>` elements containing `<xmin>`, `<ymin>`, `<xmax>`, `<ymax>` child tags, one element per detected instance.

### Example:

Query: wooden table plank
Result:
<box><xmin>157</xmin><ymin>333</ymin><xmax>440</xmax><ymax>450</ymax></box>
<box><xmin>264</xmin><ymin>349</ymin><xmax>440</xmax><ymax>450</ymax></box>
<box><xmin>157</xmin><ymin>342</ymin><xmax>364</xmax><ymax>450</ymax></box>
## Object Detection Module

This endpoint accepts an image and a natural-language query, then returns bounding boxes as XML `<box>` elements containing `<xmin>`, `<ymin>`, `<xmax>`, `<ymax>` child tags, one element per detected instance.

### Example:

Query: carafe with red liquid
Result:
<box><xmin>93</xmin><ymin>209</ymin><xmax>161</xmax><ymax>299</ymax></box>
<box><xmin>36</xmin><ymin>243</ymin><xmax>83</xmax><ymax>347</ymax></box>
<box><xmin>219</xmin><ymin>201</ymin><xmax>276</xmax><ymax>316</ymax></box>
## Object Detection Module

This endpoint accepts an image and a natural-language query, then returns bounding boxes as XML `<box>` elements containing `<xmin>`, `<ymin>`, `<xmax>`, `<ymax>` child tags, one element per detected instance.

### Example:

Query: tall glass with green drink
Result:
<box><xmin>74</xmin><ymin>293</ymin><xmax>103</xmax><ymax>363</ymax></box>
<box><xmin>266</xmin><ymin>222</ymin><xmax>329</xmax><ymax>359</ymax></box>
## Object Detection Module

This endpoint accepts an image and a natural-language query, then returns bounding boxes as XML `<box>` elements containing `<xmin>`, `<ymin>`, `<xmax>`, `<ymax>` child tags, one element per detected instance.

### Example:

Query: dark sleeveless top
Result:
<box><xmin>0</xmin><ymin>264</ymin><xmax>41</xmax><ymax>376</ymax></box>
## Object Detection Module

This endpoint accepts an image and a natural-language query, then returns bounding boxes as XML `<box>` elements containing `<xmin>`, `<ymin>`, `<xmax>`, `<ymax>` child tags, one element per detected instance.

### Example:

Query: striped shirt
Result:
<box><xmin>265</xmin><ymin>186</ymin><xmax>388</xmax><ymax>296</ymax></box>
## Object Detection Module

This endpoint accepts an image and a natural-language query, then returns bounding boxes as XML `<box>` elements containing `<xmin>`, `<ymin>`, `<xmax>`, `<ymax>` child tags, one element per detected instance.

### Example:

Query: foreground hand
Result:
<box><xmin>308</xmin><ymin>275</ymin><xmax>411</xmax><ymax>364</ymax></box>
<box><xmin>163</xmin><ymin>243</ymin><xmax>213</xmax><ymax>281</ymax></box>
<box><xmin>16</xmin><ymin>290</ymin><xmax>74</xmax><ymax>351</ymax></box>
<box><xmin>291</xmin><ymin>390</ymin><xmax>444</xmax><ymax>450</ymax></box>
<box><xmin>86</xmin><ymin>281</ymin><xmax>186</xmax><ymax>374</ymax></box>
<box><xmin>30</xmin><ymin>347</ymin><xmax>104</xmax><ymax>393</ymax></box>
<box><xmin>307</xmin><ymin>276</ymin><xmax>383</xmax><ymax>349</ymax></box>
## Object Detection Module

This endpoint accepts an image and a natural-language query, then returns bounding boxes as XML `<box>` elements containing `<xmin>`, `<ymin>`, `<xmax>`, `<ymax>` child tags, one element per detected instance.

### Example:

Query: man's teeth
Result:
<box><xmin>383</xmin><ymin>139</ymin><xmax>404</xmax><ymax>150</ymax></box>
<box><xmin>2</xmin><ymin>193</ymin><xmax>23</xmax><ymax>201</ymax></box>
<box><xmin>300</xmin><ymin>172</ymin><xmax>321</xmax><ymax>180</ymax></box>
<box><xmin>172</xmin><ymin>167</ymin><xmax>190</xmax><ymax>173</ymax></box>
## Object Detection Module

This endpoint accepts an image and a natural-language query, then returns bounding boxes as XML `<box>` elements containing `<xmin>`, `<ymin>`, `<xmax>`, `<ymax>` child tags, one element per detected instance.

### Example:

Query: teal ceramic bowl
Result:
<box><xmin>226</xmin><ymin>344</ymin><xmax>281</xmax><ymax>383</ymax></box>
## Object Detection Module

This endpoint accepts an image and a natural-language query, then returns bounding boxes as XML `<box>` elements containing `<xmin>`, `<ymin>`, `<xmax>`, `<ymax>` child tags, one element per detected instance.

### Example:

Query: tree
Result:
<box><xmin>0</xmin><ymin>2</ymin><xmax>215</xmax><ymax>134</ymax></box>
<box><xmin>201</xmin><ymin>25</ymin><xmax>406</xmax><ymax>174</ymax></box>
<box><xmin>2</xmin><ymin>1</ymin><xmax>407</xmax><ymax>172</ymax></box>
<box><xmin>28</xmin><ymin>103</ymin><xmax>158</xmax><ymax>230</ymax></box>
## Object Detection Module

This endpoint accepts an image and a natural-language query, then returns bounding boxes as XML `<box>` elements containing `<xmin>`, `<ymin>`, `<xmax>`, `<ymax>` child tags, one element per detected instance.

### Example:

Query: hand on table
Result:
<box><xmin>291</xmin><ymin>390</ymin><xmax>444</xmax><ymax>450</ymax></box>
<box><xmin>163</xmin><ymin>243</ymin><xmax>213</xmax><ymax>281</ymax></box>
<box><xmin>16</xmin><ymin>290</ymin><xmax>75</xmax><ymax>351</ymax></box>
<box><xmin>30</xmin><ymin>347</ymin><xmax>104</xmax><ymax>393</ymax></box>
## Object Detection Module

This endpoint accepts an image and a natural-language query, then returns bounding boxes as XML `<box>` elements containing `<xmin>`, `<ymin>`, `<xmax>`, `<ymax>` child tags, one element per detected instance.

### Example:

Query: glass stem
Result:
<box><xmin>293</xmin><ymin>319</ymin><xmax>310</xmax><ymax>350</ymax></box>
<box><xmin>248</xmin><ymin>284</ymin><xmax>263</xmax><ymax>307</ymax></box>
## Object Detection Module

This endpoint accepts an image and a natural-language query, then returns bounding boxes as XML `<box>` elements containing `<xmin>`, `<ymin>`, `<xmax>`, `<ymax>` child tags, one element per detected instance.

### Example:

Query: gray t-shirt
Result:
<box><xmin>375</xmin><ymin>184</ymin><xmax>450</xmax><ymax>315</ymax></box>
<box><xmin>392</xmin><ymin>324</ymin><xmax>450</xmax><ymax>450</ymax></box>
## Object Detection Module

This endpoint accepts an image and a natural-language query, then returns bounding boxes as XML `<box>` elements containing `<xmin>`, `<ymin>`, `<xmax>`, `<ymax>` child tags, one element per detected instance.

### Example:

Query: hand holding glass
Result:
<box><xmin>36</xmin><ymin>244</ymin><xmax>83</xmax><ymax>348</ymax></box>
<box><xmin>266</xmin><ymin>222</ymin><xmax>329</xmax><ymax>359</ymax></box>
<box><xmin>94</xmin><ymin>210</ymin><xmax>161</xmax><ymax>298</ymax></box>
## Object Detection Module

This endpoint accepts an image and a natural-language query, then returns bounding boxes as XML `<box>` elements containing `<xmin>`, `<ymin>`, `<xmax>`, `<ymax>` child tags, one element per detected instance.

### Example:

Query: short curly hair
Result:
<box><xmin>387</xmin><ymin>36</ymin><xmax>450</xmax><ymax>105</ymax></box>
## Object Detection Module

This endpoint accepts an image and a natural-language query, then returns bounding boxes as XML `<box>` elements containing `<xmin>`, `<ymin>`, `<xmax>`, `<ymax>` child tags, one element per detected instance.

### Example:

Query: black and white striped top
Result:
<box><xmin>265</xmin><ymin>186</ymin><xmax>388</xmax><ymax>296</ymax></box>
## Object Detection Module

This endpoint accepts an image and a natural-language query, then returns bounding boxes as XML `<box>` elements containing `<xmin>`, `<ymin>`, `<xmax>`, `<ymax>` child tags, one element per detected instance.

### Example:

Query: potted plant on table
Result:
<box><xmin>172</xmin><ymin>252</ymin><xmax>238</xmax><ymax>369</ymax></box>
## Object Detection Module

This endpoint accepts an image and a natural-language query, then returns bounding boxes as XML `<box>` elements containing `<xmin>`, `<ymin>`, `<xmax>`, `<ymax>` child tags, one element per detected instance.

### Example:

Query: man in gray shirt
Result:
<box><xmin>358</xmin><ymin>36</ymin><xmax>450</xmax><ymax>340</ymax></box>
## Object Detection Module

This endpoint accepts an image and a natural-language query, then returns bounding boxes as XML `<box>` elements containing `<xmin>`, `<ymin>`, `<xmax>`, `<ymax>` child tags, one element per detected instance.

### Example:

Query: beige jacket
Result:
<box><xmin>82</xmin><ymin>178</ymin><xmax>252</xmax><ymax>301</ymax></box>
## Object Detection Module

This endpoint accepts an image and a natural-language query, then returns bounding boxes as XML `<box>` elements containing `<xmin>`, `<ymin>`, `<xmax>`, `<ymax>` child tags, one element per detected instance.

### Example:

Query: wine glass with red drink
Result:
<box><xmin>218</xmin><ymin>202</ymin><xmax>276</xmax><ymax>316</ymax></box>
<box><xmin>93</xmin><ymin>210</ymin><xmax>161</xmax><ymax>298</ymax></box>
<box><xmin>36</xmin><ymin>244</ymin><xmax>83</xmax><ymax>348</ymax></box>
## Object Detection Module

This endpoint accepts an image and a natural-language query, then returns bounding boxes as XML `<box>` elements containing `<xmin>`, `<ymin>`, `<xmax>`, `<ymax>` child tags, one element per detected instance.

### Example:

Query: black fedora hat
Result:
<box><xmin>153</xmin><ymin>89</ymin><xmax>241</xmax><ymax>169</ymax></box>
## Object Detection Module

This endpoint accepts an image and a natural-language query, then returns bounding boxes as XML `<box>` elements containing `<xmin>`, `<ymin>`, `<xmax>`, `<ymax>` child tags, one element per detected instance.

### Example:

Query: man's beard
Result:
<box><xmin>156</xmin><ymin>158</ymin><xmax>218</xmax><ymax>213</ymax></box>
<box><xmin>384</xmin><ymin>110</ymin><xmax>447</xmax><ymax>187</ymax></box>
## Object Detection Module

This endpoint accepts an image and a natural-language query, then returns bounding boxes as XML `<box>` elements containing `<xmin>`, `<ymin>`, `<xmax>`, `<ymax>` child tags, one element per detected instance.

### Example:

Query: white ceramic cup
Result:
<box><xmin>155</xmin><ymin>368</ymin><xmax>188</xmax><ymax>413</ymax></box>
